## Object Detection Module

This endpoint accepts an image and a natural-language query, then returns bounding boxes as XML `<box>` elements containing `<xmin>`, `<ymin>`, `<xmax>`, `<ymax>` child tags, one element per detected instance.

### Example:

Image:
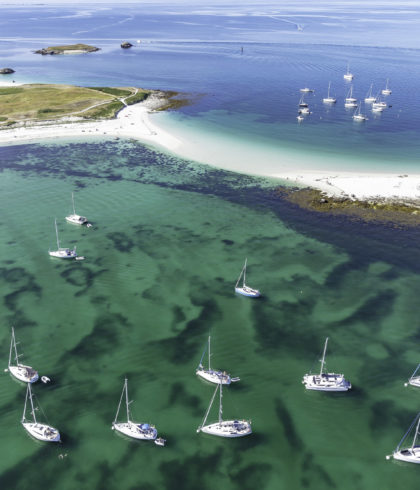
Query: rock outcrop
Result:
<box><xmin>0</xmin><ymin>68</ymin><xmax>15</xmax><ymax>74</ymax></box>
<box><xmin>121</xmin><ymin>42</ymin><xmax>133</xmax><ymax>49</ymax></box>
<box><xmin>35</xmin><ymin>44</ymin><xmax>100</xmax><ymax>55</ymax></box>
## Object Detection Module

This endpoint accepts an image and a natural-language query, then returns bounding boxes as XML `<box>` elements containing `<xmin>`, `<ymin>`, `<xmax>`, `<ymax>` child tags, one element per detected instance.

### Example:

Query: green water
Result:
<box><xmin>1</xmin><ymin>140</ymin><xmax>420</xmax><ymax>489</ymax></box>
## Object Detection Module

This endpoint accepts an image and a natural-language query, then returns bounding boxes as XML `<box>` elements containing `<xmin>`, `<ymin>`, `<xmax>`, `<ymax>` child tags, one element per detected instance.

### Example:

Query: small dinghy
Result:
<box><xmin>154</xmin><ymin>437</ymin><xmax>166</xmax><ymax>446</ymax></box>
<box><xmin>41</xmin><ymin>376</ymin><xmax>51</xmax><ymax>384</ymax></box>
<box><xmin>75</xmin><ymin>256</ymin><xmax>85</xmax><ymax>261</ymax></box>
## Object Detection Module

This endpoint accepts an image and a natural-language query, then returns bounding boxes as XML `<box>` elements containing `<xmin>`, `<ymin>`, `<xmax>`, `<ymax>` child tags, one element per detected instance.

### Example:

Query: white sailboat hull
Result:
<box><xmin>66</xmin><ymin>214</ymin><xmax>88</xmax><ymax>225</ymax></box>
<box><xmin>365</xmin><ymin>97</ymin><xmax>376</xmax><ymax>103</ymax></box>
<box><xmin>393</xmin><ymin>447</ymin><xmax>420</xmax><ymax>464</ymax></box>
<box><xmin>323</xmin><ymin>97</ymin><xmax>336</xmax><ymax>104</ymax></box>
<box><xmin>112</xmin><ymin>421</ymin><xmax>157</xmax><ymax>440</ymax></box>
<box><xmin>196</xmin><ymin>368</ymin><xmax>232</xmax><ymax>385</ymax></box>
<box><xmin>199</xmin><ymin>420</ymin><xmax>252</xmax><ymax>438</ymax></box>
<box><xmin>344</xmin><ymin>74</ymin><xmax>353</xmax><ymax>80</ymax></box>
<box><xmin>408</xmin><ymin>377</ymin><xmax>420</xmax><ymax>388</ymax></box>
<box><xmin>382</xmin><ymin>89</ymin><xmax>392</xmax><ymax>95</ymax></box>
<box><xmin>9</xmin><ymin>365</ymin><xmax>39</xmax><ymax>384</ymax></box>
<box><xmin>49</xmin><ymin>248</ymin><xmax>77</xmax><ymax>259</ymax></box>
<box><xmin>22</xmin><ymin>422</ymin><xmax>60</xmax><ymax>442</ymax></box>
<box><xmin>235</xmin><ymin>286</ymin><xmax>261</xmax><ymax>298</ymax></box>
<box><xmin>303</xmin><ymin>373</ymin><xmax>351</xmax><ymax>391</ymax></box>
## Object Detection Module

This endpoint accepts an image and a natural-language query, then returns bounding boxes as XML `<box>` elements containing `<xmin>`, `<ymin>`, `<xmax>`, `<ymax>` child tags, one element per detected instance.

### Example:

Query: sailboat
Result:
<box><xmin>302</xmin><ymin>337</ymin><xmax>351</xmax><ymax>391</ymax></box>
<box><xmin>387</xmin><ymin>412</ymin><xmax>420</xmax><ymax>464</ymax></box>
<box><xmin>404</xmin><ymin>364</ymin><xmax>420</xmax><ymax>388</ymax></box>
<box><xmin>298</xmin><ymin>95</ymin><xmax>310</xmax><ymax>114</ymax></box>
<box><xmin>323</xmin><ymin>82</ymin><xmax>336</xmax><ymax>104</ymax></box>
<box><xmin>111</xmin><ymin>378</ymin><xmax>157</xmax><ymax>440</ymax></box>
<box><xmin>382</xmin><ymin>78</ymin><xmax>392</xmax><ymax>95</ymax></box>
<box><xmin>196</xmin><ymin>336</ymin><xmax>240</xmax><ymax>385</ymax></box>
<box><xmin>343</xmin><ymin>62</ymin><xmax>354</xmax><ymax>81</ymax></box>
<box><xmin>353</xmin><ymin>103</ymin><xmax>367</xmax><ymax>121</ymax></box>
<box><xmin>196</xmin><ymin>383</ymin><xmax>252</xmax><ymax>438</ymax></box>
<box><xmin>235</xmin><ymin>258</ymin><xmax>261</xmax><ymax>297</ymax></box>
<box><xmin>66</xmin><ymin>192</ymin><xmax>91</xmax><ymax>226</ymax></box>
<box><xmin>21</xmin><ymin>384</ymin><xmax>60</xmax><ymax>442</ymax></box>
<box><xmin>364</xmin><ymin>83</ymin><xmax>376</xmax><ymax>103</ymax></box>
<box><xmin>48</xmin><ymin>218</ymin><xmax>77</xmax><ymax>259</ymax></box>
<box><xmin>372</xmin><ymin>96</ymin><xmax>387</xmax><ymax>112</ymax></box>
<box><xmin>344</xmin><ymin>86</ymin><xmax>357</xmax><ymax>108</ymax></box>
<box><xmin>7</xmin><ymin>327</ymin><xmax>39</xmax><ymax>383</ymax></box>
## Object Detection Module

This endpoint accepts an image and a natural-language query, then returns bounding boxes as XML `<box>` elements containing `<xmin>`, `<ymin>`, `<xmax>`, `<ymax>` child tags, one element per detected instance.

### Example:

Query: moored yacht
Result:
<box><xmin>66</xmin><ymin>192</ymin><xmax>91</xmax><ymax>226</ymax></box>
<box><xmin>235</xmin><ymin>258</ymin><xmax>260</xmax><ymax>297</ymax></box>
<box><xmin>21</xmin><ymin>384</ymin><xmax>60</xmax><ymax>442</ymax></box>
<box><xmin>7</xmin><ymin>327</ymin><xmax>39</xmax><ymax>384</ymax></box>
<box><xmin>323</xmin><ymin>82</ymin><xmax>336</xmax><ymax>104</ymax></box>
<box><xmin>197</xmin><ymin>383</ymin><xmax>251</xmax><ymax>438</ymax></box>
<box><xmin>387</xmin><ymin>412</ymin><xmax>420</xmax><ymax>464</ymax></box>
<box><xmin>382</xmin><ymin>78</ymin><xmax>392</xmax><ymax>95</ymax></box>
<box><xmin>364</xmin><ymin>84</ymin><xmax>376</xmax><ymax>103</ymax></box>
<box><xmin>300</xmin><ymin>88</ymin><xmax>314</xmax><ymax>93</ymax></box>
<box><xmin>112</xmin><ymin>378</ymin><xmax>157</xmax><ymax>440</ymax></box>
<box><xmin>353</xmin><ymin>103</ymin><xmax>367</xmax><ymax>121</ymax></box>
<box><xmin>49</xmin><ymin>218</ymin><xmax>77</xmax><ymax>259</ymax></box>
<box><xmin>302</xmin><ymin>337</ymin><xmax>351</xmax><ymax>391</ymax></box>
<box><xmin>344</xmin><ymin>62</ymin><xmax>354</xmax><ymax>81</ymax></box>
<box><xmin>344</xmin><ymin>86</ymin><xmax>357</xmax><ymax>108</ymax></box>
<box><xmin>196</xmin><ymin>336</ymin><xmax>240</xmax><ymax>385</ymax></box>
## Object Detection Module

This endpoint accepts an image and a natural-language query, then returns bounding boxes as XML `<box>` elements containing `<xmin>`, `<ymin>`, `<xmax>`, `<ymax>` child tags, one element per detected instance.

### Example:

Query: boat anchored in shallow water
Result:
<box><xmin>323</xmin><ymin>82</ymin><xmax>336</xmax><ymax>104</ymax></box>
<box><xmin>21</xmin><ymin>384</ymin><xmax>60</xmax><ymax>442</ymax></box>
<box><xmin>344</xmin><ymin>62</ymin><xmax>354</xmax><ymax>81</ymax></box>
<box><xmin>197</xmin><ymin>383</ymin><xmax>252</xmax><ymax>438</ymax></box>
<box><xmin>353</xmin><ymin>103</ymin><xmax>367</xmax><ymax>122</ymax></box>
<box><xmin>196</xmin><ymin>336</ymin><xmax>240</xmax><ymax>385</ymax></box>
<box><xmin>364</xmin><ymin>83</ymin><xmax>376</xmax><ymax>103</ymax></box>
<box><xmin>7</xmin><ymin>327</ymin><xmax>39</xmax><ymax>383</ymax></box>
<box><xmin>387</xmin><ymin>412</ymin><xmax>420</xmax><ymax>464</ymax></box>
<box><xmin>344</xmin><ymin>86</ymin><xmax>357</xmax><ymax>108</ymax></box>
<box><xmin>235</xmin><ymin>258</ymin><xmax>260</xmax><ymax>297</ymax></box>
<box><xmin>404</xmin><ymin>364</ymin><xmax>420</xmax><ymax>388</ymax></box>
<box><xmin>49</xmin><ymin>219</ymin><xmax>77</xmax><ymax>259</ymax></box>
<box><xmin>302</xmin><ymin>337</ymin><xmax>351</xmax><ymax>392</ymax></box>
<box><xmin>66</xmin><ymin>192</ymin><xmax>91</xmax><ymax>226</ymax></box>
<box><xmin>112</xmin><ymin>378</ymin><xmax>157</xmax><ymax>440</ymax></box>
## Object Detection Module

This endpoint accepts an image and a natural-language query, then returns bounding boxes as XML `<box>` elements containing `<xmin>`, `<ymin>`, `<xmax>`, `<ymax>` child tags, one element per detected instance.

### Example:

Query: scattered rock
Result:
<box><xmin>0</xmin><ymin>68</ymin><xmax>15</xmax><ymax>74</ymax></box>
<box><xmin>121</xmin><ymin>42</ymin><xmax>133</xmax><ymax>49</ymax></box>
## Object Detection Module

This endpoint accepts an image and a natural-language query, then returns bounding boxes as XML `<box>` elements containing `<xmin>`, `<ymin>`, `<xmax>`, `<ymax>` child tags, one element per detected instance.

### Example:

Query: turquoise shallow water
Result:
<box><xmin>1</xmin><ymin>141</ymin><xmax>420</xmax><ymax>489</ymax></box>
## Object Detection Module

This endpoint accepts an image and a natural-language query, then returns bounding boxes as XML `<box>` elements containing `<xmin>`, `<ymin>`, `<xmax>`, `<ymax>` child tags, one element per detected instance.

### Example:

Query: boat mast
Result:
<box><xmin>327</xmin><ymin>81</ymin><xmax>331</xmax><ymax>98</ymax></box>
<box><xmin>197</xmin><ymin>383</ymin><xmax>219</xmax><ymax>431</ymax></box>
<box><xmin>22</xmin><ymin>384</ymin><xmax>29</xmax><ymax>422</ymax></box>
<box><xmin>55</xmin><ymin>219</ymin><xmax>60</xmax><ymax>250</ymax></box>
<box><xmin>243</xmin><ymin>258</ymin><xmax>247</xmax><ymax>287</ymax></box>
<box><xmin>125</xmin><ymin>378</ymin><xmax>131</xmax><ymax>422</ymax></box>
<box><xmin>208</xmin><ymin>336</ymin><xmax>211</xmax><ymax>371</ymax></box>
<box><xmin>28</xmin><ymin>384</ymin><xmax>37</xmax><ymax>424</ymax></box>
<box><xmin>219</xmin><ymin>382</ymin><xmax>223</xmax><ymax>425</ymax></box>
<box><xmin>72</xmin><ymin>192</ymin><xmax>76</xmax><ymax>215</ymax></box>
<box><xmin>320</xmin><ymin>337</ymin><xmax>329</xmax><ymax>375</ymax></box>
<box><xmin>113</xmin><ymin>379</ymin><xmax>126</xmax><ymax>425</ymax></box>
<box><xmin>411</xmin><ymin>414</ymin><xmax>420</xmax><ymax>450</ymax></box>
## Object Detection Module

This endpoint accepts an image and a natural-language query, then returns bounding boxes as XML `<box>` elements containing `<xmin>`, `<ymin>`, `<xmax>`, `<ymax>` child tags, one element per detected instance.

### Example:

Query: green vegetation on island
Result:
<box><xmin>0</xmin><ymin>84</ymin><xmax>151</xmax><ymax>125</ymax></box>
<box><xmin>35</xmin><ymin>43</ymin><xmax>100</xmax><ymax>55</ymax></box>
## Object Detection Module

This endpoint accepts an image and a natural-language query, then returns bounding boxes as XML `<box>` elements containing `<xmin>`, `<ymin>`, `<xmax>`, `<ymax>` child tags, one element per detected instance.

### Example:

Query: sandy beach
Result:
<box><xmin>1</xmin><ymin>81</ymin><xmax>419</xmax><ymax>204</ymax></box>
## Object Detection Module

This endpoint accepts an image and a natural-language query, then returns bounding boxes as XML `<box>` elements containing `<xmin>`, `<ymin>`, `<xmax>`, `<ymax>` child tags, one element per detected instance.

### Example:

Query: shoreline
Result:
<box><xmin>1</xmin><ymin>82</ymin><xmax>419</xmax><ymax>205</ymax></box>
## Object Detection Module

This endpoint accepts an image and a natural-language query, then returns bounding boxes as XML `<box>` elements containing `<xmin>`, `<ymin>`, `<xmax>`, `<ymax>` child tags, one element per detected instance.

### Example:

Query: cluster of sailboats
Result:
<box><xmin>48</xmin><ymin>193</ymin><xmax>91</xmax><ymax>260</ymax></box>
<box><xmin>297</xmin><ymin>63</ymin><xmax>392</xmax><ymax>123</ymax></box>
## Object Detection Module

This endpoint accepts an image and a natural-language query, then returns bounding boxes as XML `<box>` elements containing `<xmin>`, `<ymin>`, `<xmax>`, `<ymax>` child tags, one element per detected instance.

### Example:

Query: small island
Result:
<box><xmin>35</xmin><ymin>43</ymin><xmax>100</xmax><ymax>55</ymax></box>
<box><xmin>0</xmin><ymin>68</ymin><xmax>15</xmax><ymax>74</ymax></box>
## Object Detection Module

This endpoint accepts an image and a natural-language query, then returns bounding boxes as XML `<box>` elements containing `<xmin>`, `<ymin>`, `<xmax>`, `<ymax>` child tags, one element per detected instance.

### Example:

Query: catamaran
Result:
<box><xmin>343</xmin><ymin>62</ymin><xmax>354</xmax><ymax>81</ymax></box>
<box><xmin>48</xmin><ymin>218</ymin><xmax>77</xmax><ymax>259</ymax></box>
<box><xmin>323</xmin><ymin>82</ymin><xmax>336</xmax><ymax>104</ymax></box>
<box><xmin>235</xmin><ymin>258</ymin><xmax>261</xmax><ymax>297</ymax></box>
<box><xmin>302</xmin><ymin>337</ymin><xmax>351</xmax><ymax>391</ymax></box>
<box><xmin>66</xmin><ymin>192</ymin><xmax>91</xmax><ymax>226</ymax></box>
<box><xmin>405</xmin><ymin>364</ymin><xmax>420</xmax><ymax>388</ymax></box>
<box><xmin>353</xmin><ymin>103</ymin><xmax>367</xmax><ymax>122</ymax></box>
<box><xmin>111</xmin><ymin>378</ymin><xmax>157</xmax><ymax>440</ymax></box>
<box><xmin>382</xmin><ymin>78</ymin><xmax>392</xmax><ymax>95</ymax></box>
<box><xmin>7</xmin><ymin>327</ymin><xmax>39</xmax><ymax>383</ymax></box>
<box><xmin>387</xmin><ymin>412</ymin><xmax>420</xmax><ymax>464</ymax></box>
<box><xmin>21</xmin><ymin>384</ymin><xmax>60</xmax><ymax>442</ymax></box>
<box><xmin>196</xmin><ymin>336</ymin><xmax>240</xmax><ymax>385</ymax></box>
<box><xmin>196</xmin><ymin>383</ymin><xmax>252</xmax><ymax>438</ymax></box>
<box><xmin>364</xmin><ymin>83</ymin><xmax>376</xmax><ymax>103</ymax></box>
<box><xmin>344</xmin><ymin>86</ymin><xmax>357</xmax><ymax>108</ymax></box>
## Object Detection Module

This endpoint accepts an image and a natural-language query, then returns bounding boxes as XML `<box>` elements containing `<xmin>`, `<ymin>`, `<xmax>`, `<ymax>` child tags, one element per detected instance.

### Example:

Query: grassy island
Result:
<box><xmin>35</xmin><ymin>43</ymin><xmax>100</xmax><ymax>55</ymax></box>
<box><xmin>0</xmin><ymin>84</ymin><xmax>151</xmax><ymax>125</ymax></box>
